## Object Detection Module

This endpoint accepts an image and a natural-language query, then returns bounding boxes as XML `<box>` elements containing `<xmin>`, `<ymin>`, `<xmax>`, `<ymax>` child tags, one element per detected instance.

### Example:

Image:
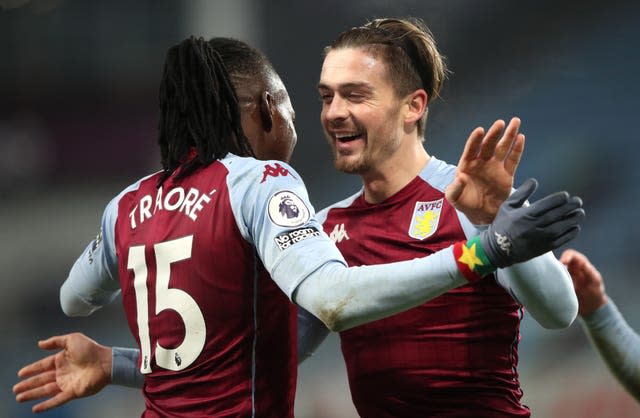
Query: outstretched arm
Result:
<box><xmin>561</xmin><ymin>249</ymin><xmax>640</xmax><ymax>401</ymax></box>
<box><xmin>445</xmin><ymin>117</ymin><xmax>524</xmax><ymax>225</ymax></box>
<box><xmin>13</xmin><ymin>334</ymin><xmax>113</xmax><ymax>413</ymax></box>
<box><xmin>293</xmin><ymin>180</ymin><xmax>584</xmax><ymax>331</ymax></box>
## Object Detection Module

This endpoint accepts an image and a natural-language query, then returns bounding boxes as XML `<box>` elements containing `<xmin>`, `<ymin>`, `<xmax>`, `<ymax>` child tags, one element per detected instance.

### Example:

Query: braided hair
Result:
<box><xmin>157</xmin><ymin>36</ymin><xmax>253</xmax><ymax>184</ymax></box>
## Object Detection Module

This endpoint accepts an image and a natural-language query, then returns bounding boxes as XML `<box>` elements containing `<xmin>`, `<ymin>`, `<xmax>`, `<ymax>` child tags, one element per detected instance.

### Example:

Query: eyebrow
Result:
<box><xmin>317</xmin><ymin>81</ymin><xmax>373</xmax><ymax>91</ymax></box>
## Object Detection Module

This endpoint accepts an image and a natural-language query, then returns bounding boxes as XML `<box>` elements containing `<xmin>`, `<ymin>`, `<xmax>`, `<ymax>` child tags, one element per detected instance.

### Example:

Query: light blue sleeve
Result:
<box><xmin>112</xmin><ymin>347</ymin><xmax>144</xmax><ymax>388</ymax></box>
<box><xmin>495</xmin><ymin>252</ymin><xmax>578</xmax><ymax>329</ymax></box>
<box><xmin>224</xmin><ymin>156</ymin><xmax>467</xmax><ymax>332</ymax></box>
<box><xmin>581</xmin><ymin>299</ymin><xmax>640</xmax><ymax>401</ymax></box>
<box><xmin>223</xmin><ymin>157</ymin><xmax>347</xmax><ymax>298</ymax></box>
<box><xmin>60</xmin><ymin>194</ymin><xmax>121</xmax><ymax>316</ymax></box>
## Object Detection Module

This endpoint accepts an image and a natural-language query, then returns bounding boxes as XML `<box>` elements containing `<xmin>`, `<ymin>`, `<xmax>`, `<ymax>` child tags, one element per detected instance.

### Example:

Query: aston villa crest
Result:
<box><xmin>408</xmin><ymin>198</ymin><xmax>443</xmax><ymax>240</ymax></box>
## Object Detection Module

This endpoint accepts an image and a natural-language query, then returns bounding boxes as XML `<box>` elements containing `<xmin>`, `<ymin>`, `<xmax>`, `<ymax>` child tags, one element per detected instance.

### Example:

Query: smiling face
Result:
<box><xmin>318</xmin><ymin>47</ymin><xmax>408</xmax><ymax>175</ymax></box>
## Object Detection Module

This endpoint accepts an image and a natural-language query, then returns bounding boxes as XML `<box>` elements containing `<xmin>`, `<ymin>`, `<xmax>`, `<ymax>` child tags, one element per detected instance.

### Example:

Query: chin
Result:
<box><xmin>334</xmin><ymin>156</ymin><xmax>367</xmax><ymax>174</ymax></box>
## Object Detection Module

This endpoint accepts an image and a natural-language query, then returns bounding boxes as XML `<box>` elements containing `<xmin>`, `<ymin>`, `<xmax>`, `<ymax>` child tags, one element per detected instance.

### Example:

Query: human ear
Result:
<box><xmin>259</xmin><ymin>91</ymin><xmax>274</xmax><ymax>133</ymax></box>
<box><xmin>405</xmin><ymin>89</ymin><xmax>429</xmax><ymax>124</ymax></box>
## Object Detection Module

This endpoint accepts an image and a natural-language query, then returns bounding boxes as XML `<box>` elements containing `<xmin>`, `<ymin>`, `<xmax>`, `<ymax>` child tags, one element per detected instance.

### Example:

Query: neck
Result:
<box><xmin>361</xmin><ymin>139</ymin><xmax>430</xmax><ymax>204</ymax></box>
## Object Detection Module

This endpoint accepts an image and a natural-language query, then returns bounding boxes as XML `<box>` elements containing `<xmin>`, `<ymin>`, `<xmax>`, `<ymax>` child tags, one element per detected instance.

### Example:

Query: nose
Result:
<box><xmin>323</xmin><ymin>95</ymin><xmax>349</xmax><ymax>122</ymax></box>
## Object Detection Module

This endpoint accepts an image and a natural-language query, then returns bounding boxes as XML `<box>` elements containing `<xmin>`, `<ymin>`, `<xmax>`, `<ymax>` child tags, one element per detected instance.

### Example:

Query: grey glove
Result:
<box><xmin>480</xmin><ymin>178</ymin><xmax>585</xmax><ymax>268</ymax></box>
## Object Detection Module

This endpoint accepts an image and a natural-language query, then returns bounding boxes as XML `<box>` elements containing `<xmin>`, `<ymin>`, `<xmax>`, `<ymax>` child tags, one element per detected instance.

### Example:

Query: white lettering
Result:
<box><xmin>164</xmin><ymin>188</ymin><xmax>185</xmax><ymax>211</ymax></box>
<box><xmin>140</xmin><ymin>196</ymin><xmax>153</xmax><ymax>224</ymax></box>
<box><xmin>154</xmin><ymin>186</ymin><xmax>163</xmax><ymax>213</ymax></box>
<box><xmin>180</xmin><ymin>188</ymin><xmax>200</xmax><ymax>220</ymax></box>
<box><xmin>190</xmin><ymin>193</ymin><xmax>212</xmax><ymax>221</ymax></box>
<box><xmin>130</xmin><ymin>205</ymin><xmax>138</xmax><ymax>229</ymax></box>
<box><xmin>130</xmin><ymin>186</ymin><xmax>215</xmax><ymax>229</ymax></box>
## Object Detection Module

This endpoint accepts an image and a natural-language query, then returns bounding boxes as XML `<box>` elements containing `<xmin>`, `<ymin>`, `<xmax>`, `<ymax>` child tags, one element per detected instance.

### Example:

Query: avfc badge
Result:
<box><xmin>408</xmin><ymin>198</ymin><xmax>443</xmax><ymax>240</ymax></box>
<box><xmin>268</xmin><ymin>190</ymin><xmax>311</xmax><ymax>227</ymax></box>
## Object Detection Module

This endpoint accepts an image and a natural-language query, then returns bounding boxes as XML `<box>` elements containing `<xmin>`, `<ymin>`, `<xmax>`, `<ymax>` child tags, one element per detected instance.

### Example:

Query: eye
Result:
<box><xmin>319</xmin><ymin>93</ymin><xmax>333</xmax><ymax>104</ymax></box>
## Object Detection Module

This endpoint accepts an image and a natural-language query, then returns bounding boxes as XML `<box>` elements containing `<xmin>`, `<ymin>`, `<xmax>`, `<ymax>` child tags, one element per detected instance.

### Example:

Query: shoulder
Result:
<box><xmin>316</xmin><ymin>189</ymin><xmax>363</xmax><ymax>225</ymax></box>
<box><xmin>417</xmin><ymin>156</ymin><xmax>457</xmax><ymax>192</ymax></box>
<box><xmin>220</xmin><ymin>154</ymin><xmax>301</xmax><ymax>183</ymax></box>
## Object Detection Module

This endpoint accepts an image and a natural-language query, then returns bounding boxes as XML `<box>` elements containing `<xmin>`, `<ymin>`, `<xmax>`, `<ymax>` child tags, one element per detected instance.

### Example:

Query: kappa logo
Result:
<box><xmin>329</xmin><ymin>223</ymin><xmax>350</xmax><ymax>243</ymax></box>
<box><xmin>261</xmin><ymin>163</ymin><xmax>294</xmax><ymax>183</ymax></box>
<box><xmin>408</xmin><ymin>198</ymin><xmax>443</xmax><ymax>240</ymax></box>
<box><xmin>494</xmin><ymin>231</ymin><xmax>512</xmax><ymax>255</ymax></box>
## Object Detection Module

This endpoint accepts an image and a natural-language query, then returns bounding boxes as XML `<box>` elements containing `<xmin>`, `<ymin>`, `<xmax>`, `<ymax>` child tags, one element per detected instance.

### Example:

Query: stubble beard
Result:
<box><xmin>332</xmin><ymin>147</ymin><xmax>370</xmax><ymax>174</ymax></box>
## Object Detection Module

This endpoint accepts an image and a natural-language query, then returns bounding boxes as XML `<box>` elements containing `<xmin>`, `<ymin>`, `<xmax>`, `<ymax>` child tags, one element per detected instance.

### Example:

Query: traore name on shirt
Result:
<box><xmin>129</xmin><ymin>186</ymin><xmax>217</xmax><ymax>229</ymax></box>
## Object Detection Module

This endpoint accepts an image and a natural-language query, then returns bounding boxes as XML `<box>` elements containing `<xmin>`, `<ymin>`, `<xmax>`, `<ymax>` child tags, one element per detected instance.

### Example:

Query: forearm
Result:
<box><xmin>293</xmin><ymin>246</ymin><xmax>466</xmax><ymax>332</ymax></box>
<box><xmin>581</xmin><ymin>299</ymin><xmax>640</xmax><ymax>401</ymax></box>
<box><xmin>112</xmin><ymin>347</ymin><xmax>144</xmax><ymax>388</ymax></box>
<box><xmin>497</xmin><ymin>251</ymin><xmax>578</xmax><ymax>328</ymax></box>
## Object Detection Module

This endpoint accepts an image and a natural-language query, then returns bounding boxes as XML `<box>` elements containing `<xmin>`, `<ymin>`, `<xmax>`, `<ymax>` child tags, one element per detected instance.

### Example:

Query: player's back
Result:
<box><xmin>113</xmin><ymin>157</ymin><xmax>297</xmax><ymax>417</ymax></box>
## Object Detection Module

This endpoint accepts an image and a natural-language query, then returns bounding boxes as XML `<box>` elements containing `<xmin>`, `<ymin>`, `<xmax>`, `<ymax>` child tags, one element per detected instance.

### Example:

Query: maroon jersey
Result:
<box><xmin>319</xmin><ymin>158</ymin><xmax>529</xmax><ymax>417</ymax></box>
<box><xmin>114</xmin><ymin>158</ymin><xmax>297</xmax><ymax>417</ymax></box>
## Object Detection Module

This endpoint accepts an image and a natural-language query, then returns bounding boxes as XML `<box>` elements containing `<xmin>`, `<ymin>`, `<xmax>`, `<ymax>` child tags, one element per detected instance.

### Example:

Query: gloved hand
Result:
<box><xmin>480</xmin><ymin>178</ymin><xmax>585</xmax><ymax>268</ymax></box>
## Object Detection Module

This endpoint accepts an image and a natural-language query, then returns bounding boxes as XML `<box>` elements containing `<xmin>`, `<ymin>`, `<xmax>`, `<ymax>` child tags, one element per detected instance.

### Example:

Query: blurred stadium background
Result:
<box><xmin>2</xmin><ymin>0</ymin><xmax>639</xmax><ymax>416</ymax></box>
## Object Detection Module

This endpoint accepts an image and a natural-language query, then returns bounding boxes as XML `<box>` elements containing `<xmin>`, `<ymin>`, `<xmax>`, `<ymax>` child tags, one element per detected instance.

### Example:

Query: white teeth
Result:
<box><xmin>335</xmin><ymin>133</ymin><xmax>359</xmax><ymax>139</ymax></box>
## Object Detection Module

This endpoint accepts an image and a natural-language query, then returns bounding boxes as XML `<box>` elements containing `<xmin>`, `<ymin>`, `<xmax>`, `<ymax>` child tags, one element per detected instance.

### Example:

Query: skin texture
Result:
<box><xmin>13</xmin><ymin>334</ymin><xmax>112</xmax><ymax>413</ymax></box>
<box><xmin>318</xmin><ymin>46</ymin><xmax>524</xmax><ymax>223</ymax></box>
<box><xmin>560</xmin><ymin>248</ymin><xmax>608</xmax><ymax>316</ymax></box>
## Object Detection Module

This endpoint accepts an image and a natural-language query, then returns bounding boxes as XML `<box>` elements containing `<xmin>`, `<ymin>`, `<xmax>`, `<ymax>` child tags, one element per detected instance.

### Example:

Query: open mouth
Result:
<box><xmin>335</xmin><ymin>133</ymin><xmax>363</xmax><ymax>143</ymax></box>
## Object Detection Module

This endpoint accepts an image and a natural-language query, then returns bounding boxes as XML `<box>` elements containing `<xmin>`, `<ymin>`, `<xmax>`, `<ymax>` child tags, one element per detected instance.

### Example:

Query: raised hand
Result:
<box><xmin>13</xmin><ymin>333</ymin><xmax>112</xmax><ymax>413</ymax></box>
<box><xmin>445</xmin><ymin>117</ymin><xmax>525</xmax><ymax>225</ymax></box>
<box><xmin>560</xmin><ymin>249</ymin><xmax>607</xmax><ymax>316</ymax></box>
<box><xmin>480</xmin><ymin>178</ymin><xmax>585</xmax><ymax>268</ymax></box>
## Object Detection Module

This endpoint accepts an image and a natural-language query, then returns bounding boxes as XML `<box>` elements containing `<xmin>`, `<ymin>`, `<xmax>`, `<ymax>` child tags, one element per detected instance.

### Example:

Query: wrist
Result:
<box><xmin>101</xmin><ymin>345</ymin><xmax>113</xmax><ymax>384</ymax></box>
<box><xmin>453</xmin><ymin>236</ymin><xmax>496</xmax><ymax>282</ymax></box>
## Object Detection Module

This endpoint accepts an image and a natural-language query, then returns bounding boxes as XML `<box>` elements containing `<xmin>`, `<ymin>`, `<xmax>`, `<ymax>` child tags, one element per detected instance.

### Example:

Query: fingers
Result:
<box><xmin>550</xmin><ymin>225</ymin><xmax>581</xmax><ymax>248</ymax></box>
<box><xmin>535</xmin><ymin>198</ymin><xmax>585</xmax><ymax>226</ymax></box>
<box><xmin>526</xmin><ymin>191</ymin><xmax>574</xmax><ymax>216</ymax></box>
<box><xmin>14</xmin><ymin>371</ymin><xmax>59</xmax><ymax>402</ymax></box>
<box><xmin>493</xmin><ymin>117</ymin><xmax>522</xmax><ymax>161</ymax></box>
<box><xmin>559</xmin><ymin>249</ymin><xmax>579</xmax><ymax>265</ymax></box>
<box><xmin>458</xmin><ymin>127</ymin><xmax>485</xmax><ymax>165</ymax></box>
<box><xmin>478</xmin><ymin>119</ymin><xmax>506</xmax><ymax>160</ymax></box>
<box><xmin>444</xmin><ymin>176</ymin><xmax>465</xmax><ymax>205</ymax></box>
<box><xmin>38</xmin><ymin>335</ymin><xmax>68</xmax><ymax>351</ymax></box>
<box><xmin>503</xmin><ymin>133</ymin><xmax>525</xmax><ymax>176</ymax></box>
<box><xmin>537</xmin><ymin>209</ymin><xmax>585</xmax><ymax>249</ymax></box>
<box><xmin>32</xmin><ymin>391</ymin><xmax>75</xmax><ymax>413</ymax></box>
<box><xmin>506</xmin><ymin>178</ymin><xmax>538</xmax><ymax>208</ymax></box>
<box><xmin>17</xmin><ymin>354</ymin><xmax>57</xmax><ymax>379</ymax></box>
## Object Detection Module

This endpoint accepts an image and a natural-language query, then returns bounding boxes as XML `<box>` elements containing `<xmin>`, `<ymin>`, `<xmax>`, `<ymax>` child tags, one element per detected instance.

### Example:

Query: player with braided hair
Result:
<box><xmin>14</xmin><ymin>34</ymin><xmax>583</xmax><ymax>417</ymax></box>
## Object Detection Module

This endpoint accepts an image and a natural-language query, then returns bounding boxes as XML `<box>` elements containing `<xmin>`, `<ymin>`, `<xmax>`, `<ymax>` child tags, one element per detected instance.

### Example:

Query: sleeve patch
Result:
<box><xmin>267</xmin><ymin>190</ymin><xmax>311</xmax><ymax>227</ymax></box>
<box><xmin>274</xmin><ymin>227</ymin><xmax>320</xmax><ymax>250</ymax></box>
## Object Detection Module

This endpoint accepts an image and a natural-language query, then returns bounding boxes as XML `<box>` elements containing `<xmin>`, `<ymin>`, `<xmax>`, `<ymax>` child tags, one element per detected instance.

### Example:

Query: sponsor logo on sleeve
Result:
<box><xmin>267</xmin><ymin>190</ymin><xmax>310</xmax><ymax>227</ymax></box>
<box><xmin>274</xmin><ymin>226</ymin><xmax>321</xmax><ymax>250</ymax></box>
<box><xmin>408</xmin><ymin>198</ymin><xmax>443</xmax><ymax>240</ymax></box>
